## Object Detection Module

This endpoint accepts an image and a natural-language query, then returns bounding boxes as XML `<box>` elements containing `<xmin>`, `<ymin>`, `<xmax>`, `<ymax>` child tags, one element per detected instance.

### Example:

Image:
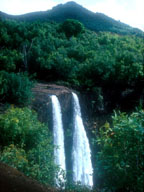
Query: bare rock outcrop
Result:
<box><xmin>32</xmin><ymin>83</ymin><xmax>73</xmax><ymax>128</ymax></box>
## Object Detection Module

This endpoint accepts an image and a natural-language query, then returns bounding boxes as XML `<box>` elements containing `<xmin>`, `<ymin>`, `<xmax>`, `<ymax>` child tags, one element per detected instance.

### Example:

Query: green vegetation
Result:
<box><xmin>1</xmin><ymin>18</ymin><xmax>143</xmax><ymax>110</ymax></box>
<box><xmin>0</xmin><ymin>71</ymin><xmax>33</xmax><ymax>105</ymax></box>
<box><xmin>0</xmin><ymin>14</ymin><xmax>144</xmax><ymax>191</ymax></box>
<box><xmin>60</xmin><ymin>19</ymin><xmax>85</xmax><ymax>38</ymax></box>
<box><xmin>0</xmin><ymin>107</ymin><xmax>57</xmax><ymax>185</ymax></box>
<box><xmin>0</xmin><ymin>19</ymin><xmax>143</xmax><ymax>90</ymax></box>
<box><xmin>93</xmin><ymin>110</ymin><xmax>144</xmax><ymax>192</ymax></box>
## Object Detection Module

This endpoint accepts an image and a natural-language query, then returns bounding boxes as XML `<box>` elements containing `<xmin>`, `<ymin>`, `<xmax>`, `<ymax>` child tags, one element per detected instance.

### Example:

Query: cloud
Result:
<box><xmin>0</xmin><ymin>0</ymin><xmax>56</xmax><ymax>15</ymax></box>
<box><xmin>86</xmin><ymin>0</ymin><xmax>144</xmax><ymax>30</ymax></box>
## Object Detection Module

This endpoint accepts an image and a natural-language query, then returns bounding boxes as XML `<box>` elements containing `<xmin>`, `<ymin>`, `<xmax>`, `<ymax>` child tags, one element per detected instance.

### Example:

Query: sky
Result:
<box><xmin>0</xmin><ymin>0</ymin><xmax>144</xmax><ymax>31</ymax></box>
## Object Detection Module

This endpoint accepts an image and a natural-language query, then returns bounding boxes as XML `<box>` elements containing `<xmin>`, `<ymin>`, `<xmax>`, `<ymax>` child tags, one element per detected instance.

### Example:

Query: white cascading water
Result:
<box><xmin>72</xmin><ymin>92</ymin><xmax>93</xmax><ymax>188</ymax></box>
<box><xmin>50</xmin><ymin>95</ymin><xmax>66</xmax><ymax>187</ymax></box>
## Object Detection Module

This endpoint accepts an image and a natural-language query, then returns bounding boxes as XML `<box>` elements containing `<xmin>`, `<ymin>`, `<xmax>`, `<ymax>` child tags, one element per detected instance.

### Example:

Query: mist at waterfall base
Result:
<box><xmin>50</xmin><ymin>95</ymin><xmax>66</xmax><ymax>187</ymax></box>
<box><xmin>50</xmin><ymin>93</ymin><xmax>93</xmax><ymax>188</ymax></box>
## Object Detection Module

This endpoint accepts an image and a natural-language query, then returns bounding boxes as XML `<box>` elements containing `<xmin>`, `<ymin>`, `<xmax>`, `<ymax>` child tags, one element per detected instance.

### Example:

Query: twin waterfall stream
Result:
<box><xmin>50</xmin><ymin>95</ymin><xmax>66</xmax><ymax>187</ymax></box>
<box><xmin>50</xmin><ymin>93</ymin><xmax>93</xmax><ymax>188</ymax></box>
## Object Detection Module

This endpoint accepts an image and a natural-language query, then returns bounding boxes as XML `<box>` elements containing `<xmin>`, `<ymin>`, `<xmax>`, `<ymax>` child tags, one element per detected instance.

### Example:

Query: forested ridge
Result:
<box><xmin>0</xmin><ymin>1</ymin><xmax>143</xmax><ymax>36</ymax></box>
<box><xmin>0</xmin><ymin>18</ymin><xmax>144</xmax><ymax>109</ymax></box>
<box><xmin>0</xmin><ymin>12</ymin><xmax>144</xmax><ymax>192</ymax></box>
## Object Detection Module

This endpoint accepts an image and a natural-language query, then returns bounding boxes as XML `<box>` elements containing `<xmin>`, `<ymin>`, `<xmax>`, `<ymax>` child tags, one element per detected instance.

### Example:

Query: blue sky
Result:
<box><xmin>0</xmin><ymin>0</ymin><xmax>143</xmax><ymax>31</ymax></box>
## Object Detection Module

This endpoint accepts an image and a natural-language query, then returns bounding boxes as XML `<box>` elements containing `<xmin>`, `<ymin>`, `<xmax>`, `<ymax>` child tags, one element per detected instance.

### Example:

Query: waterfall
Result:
<box><xmin>50</xmin><ymin>95</ymin><xmax>66</xmax><ymax>187</ymax></box>
<box><xmin>72</xmin><ymin>92</ymin><xmax>93</xmax><ymax>187</ymax></box>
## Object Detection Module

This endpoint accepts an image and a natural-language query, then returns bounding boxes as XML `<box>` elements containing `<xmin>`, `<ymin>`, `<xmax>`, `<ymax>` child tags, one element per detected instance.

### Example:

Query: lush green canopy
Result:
<box><xmin>0</xmin><ymin>18</ymin><xmax>143</xmax><ymax>109</ymax></box>
<box><xmin>0</xmin><ymin>18</ymin><xmax>144</xmax><ymax>191</ymax></box>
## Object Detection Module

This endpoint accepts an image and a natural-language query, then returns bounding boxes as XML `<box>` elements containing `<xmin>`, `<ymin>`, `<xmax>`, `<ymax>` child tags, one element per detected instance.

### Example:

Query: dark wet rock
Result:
<box><xmin>32</xmin><ymin>83</ymin><xmax>72</xmax><ymax>125</ymax></box>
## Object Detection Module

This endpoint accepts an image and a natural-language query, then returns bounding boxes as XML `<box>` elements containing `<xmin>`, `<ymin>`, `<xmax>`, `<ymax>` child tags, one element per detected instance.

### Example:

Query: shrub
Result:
<box><xmin>0</xmin><ymin>107</ymin><xmax>45</xmax><ymax>148</ymax></box>
<box><xmin>0</xmin><ymin>49</ymin><xmax>22</xmax><ymax>72</ymax></box>
<box><xmin>94</xmin><ymin>110</ymin><xmax>144</xmax><ymax>191</ymax></box>
<box><xmin>0</xmin><ymin>71</ymin><xmax>33</xmax><ymax>106</ymax></box>
<box><xmin>0</xmin><ymin>144</ymin><xmax>29</xmax><ymax>173</ymax></box>
<box><xmin>0</xmin><ymin>107</ymin><xmax>58</xmax><ymax>185</ymax></box>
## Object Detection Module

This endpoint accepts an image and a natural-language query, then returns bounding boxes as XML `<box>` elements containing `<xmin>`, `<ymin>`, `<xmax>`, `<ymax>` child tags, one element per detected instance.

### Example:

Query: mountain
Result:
<box><xmin>0</xmin><ymin>1</ymin><xmax>143</xmax><ymax>35</ymax></box>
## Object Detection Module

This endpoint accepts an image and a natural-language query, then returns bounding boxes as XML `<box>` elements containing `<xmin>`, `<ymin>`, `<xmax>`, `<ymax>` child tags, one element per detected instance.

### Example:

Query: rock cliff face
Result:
<box><xmin>32</xmin><ymin>83</ymin><xmax>104</xmax><ymax>125</ymax></box>
<box><xmin>32</xmin><ymin>83</ymin><xmax>75</xmax><ymax>173</ymax></box>
<box><xmin>32</xmin><ymin>83</ymin><xmax>73</xmax><ymax>128</ymax></box>
<box><xmin>32</xmin><ymin>83</ymin><xmax>107</xmax><ymax>137</ymax></box>
<box><xmin>32</xmin><ymin>83</ymin><xmax>106</xmax><ymax>185</ymax></box>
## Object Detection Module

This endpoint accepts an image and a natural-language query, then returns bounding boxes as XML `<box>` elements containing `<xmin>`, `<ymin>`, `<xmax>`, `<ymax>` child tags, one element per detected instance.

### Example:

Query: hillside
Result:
<box><xmin>0</xmin><ymin>163</ymin><xmax>56</xmax><ymax>192</ymax></box>
<box><xmin>0</xmin><ymin>1</ymin><xmax>143</xmax><ymax>36</ymax></box>
<box><xmin>0</xmin><ymin>4</ymin><xmax>144</xmax><ymax>191</ymax></box>
<box><xmin>0</xmin><ymin>17</ymin><xmax>143</xmax><ymax>110</ymax></box>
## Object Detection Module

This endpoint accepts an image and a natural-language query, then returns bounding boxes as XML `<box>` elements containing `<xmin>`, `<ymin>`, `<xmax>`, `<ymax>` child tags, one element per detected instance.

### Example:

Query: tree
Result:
<box><xmin>0</xmin><ymin>71</ymin><xmax>33</xmax><ymax>105</ymax></box>
<box><xmin>60</xmin><ymin>19</ymin><xmax>85</xmax><ymax>38</ymax></box>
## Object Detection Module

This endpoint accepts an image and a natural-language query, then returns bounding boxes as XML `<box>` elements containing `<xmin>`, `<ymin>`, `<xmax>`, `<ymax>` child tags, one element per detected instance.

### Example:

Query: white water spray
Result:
<box><xmin>50</xmin><ymin>95</ymin><xmax>66</xmax><ymax>187</ymax></box>
<box><xmin>72</xmin><ymin>92</ymin><xmax>93</xmax><ymax>187</ymax></box>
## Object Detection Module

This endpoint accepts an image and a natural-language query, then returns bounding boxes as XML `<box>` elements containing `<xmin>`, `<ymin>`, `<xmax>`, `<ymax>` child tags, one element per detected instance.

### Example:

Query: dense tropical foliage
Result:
<box><xmin>93</xmin><ymin>110</ymin><xmax>144</xmax><ymax>191</ymax></box>
<box><xmin>0</xmin><ymin>15</ymin><xmax>144</xmax><ymax>191</ymax></box>
<box><xmin>0</xmin><ymin>107</ymin><xmax>57</xmax><ymax>185</ymax></box>
<box><xmin>0</xmin><ymin>71</ymin><xmax>33</xmax><ymax>105</ymax></box>
<box><xmin>0</xmin><ymin>18</ymin><xmax>143</xmax><ymax>108</ymax></box>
